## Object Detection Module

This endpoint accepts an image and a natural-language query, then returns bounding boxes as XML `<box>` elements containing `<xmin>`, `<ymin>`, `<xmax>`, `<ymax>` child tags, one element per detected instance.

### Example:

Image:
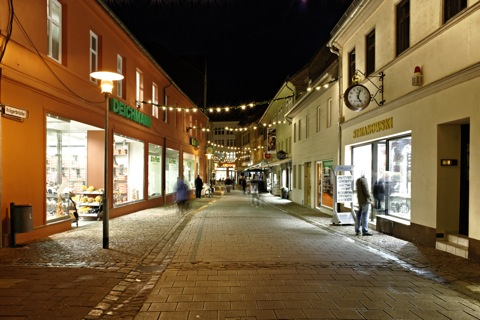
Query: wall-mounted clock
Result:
<box><xmin>344</xmin><ymin>84</ymin><xmax>371</xmax><ymax>111</ymax></box>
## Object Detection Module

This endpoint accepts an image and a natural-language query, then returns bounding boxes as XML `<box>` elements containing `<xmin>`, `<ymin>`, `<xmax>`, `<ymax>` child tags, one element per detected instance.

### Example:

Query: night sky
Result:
<box><xmin>104</xmin><ymin>0</ymin><xmax>353</xmax><ymax>119</ymax></box>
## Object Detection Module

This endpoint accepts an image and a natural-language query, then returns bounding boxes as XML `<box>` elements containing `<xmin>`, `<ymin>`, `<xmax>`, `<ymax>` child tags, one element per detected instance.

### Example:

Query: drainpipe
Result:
<box><xmin>330</xmin><ymin>44</ymin><xmax>343</xmax><ymax>166</ymax></box>
<box><xmin>162</xmin><ymin>81</ymin><xmax>172</xmax><ymax>205</ymax></box>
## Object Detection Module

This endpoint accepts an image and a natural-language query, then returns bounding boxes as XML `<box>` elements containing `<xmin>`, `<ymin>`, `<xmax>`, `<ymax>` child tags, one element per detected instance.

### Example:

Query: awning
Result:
<box><xmin>261</xmin><ymin>157</ymin><xmax>292</xmax><ymax>168</ymax></box>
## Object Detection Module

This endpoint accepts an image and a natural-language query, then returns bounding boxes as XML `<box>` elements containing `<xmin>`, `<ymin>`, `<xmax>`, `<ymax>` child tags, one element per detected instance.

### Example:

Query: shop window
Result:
<box><xmin>46</xmin><ymin>114</ymin><xmax>102</xmax><ymax>222</ymax></box>
<box><xmin>387</xmin><ymin>136</ymin><xmax>411</xmax><ymax>219</ymax></box>
<box><xmin>316</xmin><ymin>160</ymin><xmax>334</xmax><ymax>209</ymax></box>
<box><xmin>113</xmin><ymin>135</ymin><xmax>144</xmax><ymax>206</ymax></box>
<box><xmin>47</xmin><ymin>0</ymin><xmax>62</xmax><ymax>62</ymax></box>
<box><xmin>148</xmin><ymin>143</ymin><xmax>162</xmax><ymax>198</ymax></box>
<box><xmin>165</xmin><ymin>148</ymin><xmax>179</xmax><ymax>194</ymax></box>
<box><xmin>352</xmin><ymin>135</ymin><xmax>411</xmax><ymax>221</ymax></box>
<box><xmin>183</xmin><ymin>153</ymin><xmax>195</xmax><ymax>189</ymax></box>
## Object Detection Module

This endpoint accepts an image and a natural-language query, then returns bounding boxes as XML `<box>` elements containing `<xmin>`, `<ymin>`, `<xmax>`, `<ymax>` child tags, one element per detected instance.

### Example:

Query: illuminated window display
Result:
<box><xmin>113</xmin><ymin>135</ymin><xmax>144</xmax><ymax>206</ymax></box>
<box><xmin>165</xmin><ymin>148</ymin><xmax>179</xmax><ymax>194</ymax></box>
<box><xmin>148</xmin><ymin>143</ymin><xmax>162</xmax><ymax>198</ymax></box>
<box><xmin>46</xmin><ymin>114</ymin><xmax>101</xmax><ymax>221</ymax></box>
<box><xmin>183</xmin><ymin>153</ymin><xmax>195</xmax><ymax>189</ymax></box>
<box><xmin>316</xmin><ymin>160</ymin><xmax>334</xmax><ymax>208</ymax></box>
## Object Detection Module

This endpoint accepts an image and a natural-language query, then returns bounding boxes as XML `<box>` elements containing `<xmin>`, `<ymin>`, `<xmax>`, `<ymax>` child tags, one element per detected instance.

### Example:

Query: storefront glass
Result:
<box><xmin>316</xmin><ymin>160</ymin><xmax>334</xmax><ymax>208</ymax></box>
<box><xmin>113</xmin><ymin>134</ymin><xmax>144</xmax><ymax>206</ymax></box>
<box><xmin>387</xmin><ymin>136</ymin><xmax>411</xmax><ymax>219</ymax></box>
<box><xmin>351</xmin><ymin>135</ymin><xmax>411</xmax><ymax>220</ymax></box>
<box><xmin>148</xmin><ymin>143</ymin><xmax>162</xmax><ymax>198</ymax></box>
<box><xmin>46</xmin><ymin>114</ymin><xmax>102</xmax><ymax>221</ymax></box>
<box><xmin>183</xmin><ymin>153</ymin><xmax>195</xmax><ymax>189</ymax></box>
<box><xmin>165</xmin><ymin>148</ymin><xmax>179</xmax><ymax>193</ymax></box>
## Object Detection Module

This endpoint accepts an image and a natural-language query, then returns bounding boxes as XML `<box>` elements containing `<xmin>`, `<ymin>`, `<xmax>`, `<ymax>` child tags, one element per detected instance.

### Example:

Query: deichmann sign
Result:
<box><xmin>110</xmin><ymin>98</ymin><xmax>152</xmax><ymax>127</ymax></box>
<box><xmin>353</xmin><ymin>117</ymin><xmax>393</xmax><ymax>139</ymax></box>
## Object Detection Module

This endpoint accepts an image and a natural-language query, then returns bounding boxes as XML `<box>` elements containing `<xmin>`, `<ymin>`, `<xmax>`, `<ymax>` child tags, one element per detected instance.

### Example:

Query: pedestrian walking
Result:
<box><xmin>250</xmin><ymin>181</ymin><xmax>260</xmax><ymax>207</ymax></box>
<box><xmin>241</xmin><ymin>178</ymin><xmax>247</xmax><ymax>194</ymax></box>
<box><xmin>355</xmin><ymin>172</ymin><xmax>373</xmax><ymax>236</ymax></box>
<box><xmin>194</xmin><ymin>175</ymin><xmax>203</xmax><ymax>199</ymax></box>
<box><xmin>174</xmin><ymin>176</ymin><xmax>189</xmax><ymax>212</ymax></box>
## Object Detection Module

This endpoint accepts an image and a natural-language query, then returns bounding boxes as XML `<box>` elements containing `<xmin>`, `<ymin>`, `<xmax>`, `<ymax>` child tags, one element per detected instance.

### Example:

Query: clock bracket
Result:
<box><xmin>352</xmin><ymin>70</ymin><xmax>385</xmax><ymax>106</ymax></box>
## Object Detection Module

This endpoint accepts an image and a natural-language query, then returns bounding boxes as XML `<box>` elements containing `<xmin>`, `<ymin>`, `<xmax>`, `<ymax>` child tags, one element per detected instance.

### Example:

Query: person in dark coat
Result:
<box><xmin>356</xmin><ymin>173</ymin><xmax>373</xmax><ymax>236</ymax></box>
<box><xmin>194</xmin><ymin>175</ymin><xmax>203</xmax><ymax>199</ymax></box>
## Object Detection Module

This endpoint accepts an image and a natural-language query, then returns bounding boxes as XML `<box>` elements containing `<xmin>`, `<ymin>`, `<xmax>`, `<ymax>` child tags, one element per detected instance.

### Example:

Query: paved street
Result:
<box><xmin>1</xmin><ymin>190</ymin><xmax>480</xmax><ymax>319</ymax></box>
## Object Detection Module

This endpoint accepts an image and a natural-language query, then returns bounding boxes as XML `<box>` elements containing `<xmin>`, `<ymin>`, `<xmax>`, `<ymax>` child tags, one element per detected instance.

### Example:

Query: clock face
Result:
<box><xmin>344</xmin><ymin>84</ymin><xmax>371</xmax><ymax>111</ymax></box>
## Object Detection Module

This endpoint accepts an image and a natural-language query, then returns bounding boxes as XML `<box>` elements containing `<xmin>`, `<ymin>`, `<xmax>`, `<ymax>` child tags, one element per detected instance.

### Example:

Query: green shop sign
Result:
<box><xmin>190</xmin><ymin>137</ymin><xmax>199</xmax><ymax>147</ymax></box>
<box><xmin>110</xmin><ymin>98</ymin><xmax>152</xmax><ymax>128</ymax></box>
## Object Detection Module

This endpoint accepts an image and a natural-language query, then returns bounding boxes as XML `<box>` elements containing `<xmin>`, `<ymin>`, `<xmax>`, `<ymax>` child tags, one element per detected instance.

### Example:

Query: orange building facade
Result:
<box><xmin>0</xmin><ymin>0</ymin><xmax>208</xmax><ymax>246</ymax></box>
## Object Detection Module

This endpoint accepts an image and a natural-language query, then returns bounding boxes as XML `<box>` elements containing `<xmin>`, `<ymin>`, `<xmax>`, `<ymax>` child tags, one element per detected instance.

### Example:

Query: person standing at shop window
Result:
<box><xmin>194</xmin><ymin>175</ymin><xmax>203</xmax><ymax>199</ymax></box>
<box><xmin>355</xmin><ymin>172</ymin><xmax>373</xmax><ymax>236</ymax></box>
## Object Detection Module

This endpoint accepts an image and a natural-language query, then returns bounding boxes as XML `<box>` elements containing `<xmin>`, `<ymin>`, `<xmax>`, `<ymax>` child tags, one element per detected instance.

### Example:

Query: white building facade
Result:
<box><xmin>328</xmin><ymin>0</ymin><xmax>480</xmax><ymax>261</ymax></box>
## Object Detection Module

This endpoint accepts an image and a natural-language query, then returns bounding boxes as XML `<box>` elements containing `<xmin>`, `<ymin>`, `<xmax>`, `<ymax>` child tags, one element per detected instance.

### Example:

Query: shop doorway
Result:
<box><xmin>459</xmin><ymin>124</ymin><xmax>469</xmax><ymax>235</ymax></box>
<box><xmin>304</xmin><ymin>162</ymin><xmax>311</xmax><ymax>207</ymax></box>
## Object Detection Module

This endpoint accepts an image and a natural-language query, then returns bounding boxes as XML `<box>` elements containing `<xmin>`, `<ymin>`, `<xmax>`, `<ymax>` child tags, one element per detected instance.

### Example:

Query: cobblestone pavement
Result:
<box><xmin>0</xmin><ymin>191</ymin><xmax>480</xmax><ymax>320</ymax></box>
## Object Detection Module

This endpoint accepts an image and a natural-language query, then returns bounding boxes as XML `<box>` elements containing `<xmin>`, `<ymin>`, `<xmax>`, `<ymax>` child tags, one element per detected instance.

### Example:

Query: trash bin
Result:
<box><xmin>11</xmin><ymin>203</ymin><xmax>33</xmax><ymax>233</ymax></box>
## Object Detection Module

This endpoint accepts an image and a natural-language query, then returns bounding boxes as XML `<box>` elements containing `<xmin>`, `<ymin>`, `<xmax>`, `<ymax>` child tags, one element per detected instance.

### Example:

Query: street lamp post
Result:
<box><xmin>90</xmin><ymin>71</ymin><xmax>124</xmax><ymax>249</ymax></box>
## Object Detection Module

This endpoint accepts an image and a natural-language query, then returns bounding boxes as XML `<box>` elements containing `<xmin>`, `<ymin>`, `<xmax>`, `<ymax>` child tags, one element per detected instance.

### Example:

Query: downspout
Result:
<box><xmin>330</xmin><ymin>44</ymin><xmax>343</xmax><ymax>166</ymax></box>
<box><xmin>162</xmin><ymin>81</ymin><xmax>172</xmax><ymax>205</ymax></box>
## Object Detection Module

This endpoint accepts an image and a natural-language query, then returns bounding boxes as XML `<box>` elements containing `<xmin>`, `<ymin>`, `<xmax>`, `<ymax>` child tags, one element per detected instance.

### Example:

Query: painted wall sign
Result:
<box><xmin>353</xmin><ymin>117</ymin><xmax>393</xmax><ymax>139</ymax></box>
<box><xmin>110</xmin><ymin>98</ymin><xmax>152</xmax><ymax>127</ymax></box>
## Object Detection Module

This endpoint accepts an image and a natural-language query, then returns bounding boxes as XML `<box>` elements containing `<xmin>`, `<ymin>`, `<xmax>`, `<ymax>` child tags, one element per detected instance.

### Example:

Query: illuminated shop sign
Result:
<box><xmin>353</xmin><ymin>117</ymin><xmax>393</xmax><ymax>139</ymax></box>
<box><xmin>110</xmin><ymin>98</ymin><xmax>152</xmax><ymax>128</ymax></box>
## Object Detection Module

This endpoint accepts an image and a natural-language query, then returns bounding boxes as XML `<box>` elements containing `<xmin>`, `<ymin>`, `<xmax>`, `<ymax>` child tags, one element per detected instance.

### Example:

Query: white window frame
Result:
<box><xmin>136</xmin><ymin>70</ymin><xmax>144</xmax><ymax>108</ymax></box>
<box><xmin>316</xmin><ymin>106</ymin><xmax>321</xmax><ymax>133</ymax></box>
<box><xmin>47</xmin><ymin>0</ymin><xmax>62</xmax><ymax>62</ymax></box>
<box><xmin>116</xmin><ymin>54</ymin><xmax>124</xmax><ymax>98</ymax></box>
<box><xmin>327</xmin><ymin>99</ymin><xmax>332</xmax><ymax>128</ymax></box>
<box><xmin>89</xmin><ymin>31</ymin><xmax>98</xmax><ymax>81</ymax></box>
<box><xmin>152</xmin><ymin>82</ymin><xmax>159</xmax><ymax>118</ymax></box>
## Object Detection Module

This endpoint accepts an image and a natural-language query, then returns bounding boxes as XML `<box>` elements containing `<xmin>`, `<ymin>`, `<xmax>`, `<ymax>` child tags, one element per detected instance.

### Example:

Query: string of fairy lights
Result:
<box><xmin>136</xmin><ymin>94</ymin><xmax>295</xmax><ymax>124</ymax></box>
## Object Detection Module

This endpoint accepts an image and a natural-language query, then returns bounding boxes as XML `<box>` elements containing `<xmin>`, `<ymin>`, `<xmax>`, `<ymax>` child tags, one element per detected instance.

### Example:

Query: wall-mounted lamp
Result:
<box><xmin>412</xmin><ymin>66</ymin><xmax>423</xmax><ymax>86</ymax></box>
<box><xmin>441</xmin><ymin>159</ymin><xmax>458</xmax><ymax>166</ymax></box>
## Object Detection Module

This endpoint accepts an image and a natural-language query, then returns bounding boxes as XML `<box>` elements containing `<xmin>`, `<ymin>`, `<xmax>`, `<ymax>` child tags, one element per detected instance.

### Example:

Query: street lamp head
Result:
<box><xmin>90</xmin><ymin>71</ymin><xmax>124</xmax><ymax>94</ymax></box>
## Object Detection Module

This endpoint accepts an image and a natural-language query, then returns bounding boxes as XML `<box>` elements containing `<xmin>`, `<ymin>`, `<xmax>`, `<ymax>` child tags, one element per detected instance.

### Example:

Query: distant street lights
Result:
<box><xmin>90</xmin><ymin>71</ymin><xmax>124</xmax><ymax>249</ymax></box>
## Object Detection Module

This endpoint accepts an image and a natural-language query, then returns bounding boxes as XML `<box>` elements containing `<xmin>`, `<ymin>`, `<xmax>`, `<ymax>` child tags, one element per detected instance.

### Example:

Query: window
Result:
<box><xmin>366</xmin><ymin>29</ymin><xmax>375</xmax><ymax>75</ymax></box>
<box><xmin>47</xmin><ymin>0</ymin><xmax>62</xmax><ymax>62</ymax></box>
<box><xmin>136</xmin><ymin>70</ymin><xmax>143</xmax><ymax>108</ymax></box>
<box><xmin>113</xmin><ymin>135</ymin><xmax>145</xmax><ymax>205</ymax></box>
<box><xmin>444</xmin><ymin>0</ymin><xmax>467</xmax><ymax>23</ymax></box>
<box><xmin>316</xmin><ymin>106</ymin><xmax>321</xmax><ymax>133</ymax></box>
<box><xmin>305</xmin><ymin>115</ymin><xmax>310</xmax><ymax>139</ymax></box>
<box><xmin>148</xmin><ymin>143</ymin><xmax>162</xmax><ymax>198</ymax></box>
<box><xmin>116</xmin><ymin>55</ymin><xmax>124</xmax><ymax>98</ymax></box>
<box><xmin>293</xmin><ymin>123</ymin><xmax>297</xmax><ymax>143</ymax></box>
<box><xmin>89</xmin><ymin>31</ymin><xmax>98</xmax><ymax>79</ymax></box>
<box><xmin>348</xmin><ymin>48</ymin><xmax>356</xmax><ymax>85</ymax></box>
<box><xmin>298</xmin><ymin>119</ymin><xmax>302</xmax><ymax>141</ymax></box>
<box><xmin>298</xmin><ymin>165</ymin><xmax>302</xmax><ymax>189</ymax></box>
<box><xmin>327</xmin><ymin>99</ymin><xmax>332</xmax><ymax>128</ymax></box>
<box><xmin>293</xmin><ymin>165</ymin><xmax>297</xmax><ymax>188</ymax></box>
<box><xmin>152</xmin><ymin>83</ymin><xmax>159</xmax><ymax>118</ymax></box>
<box><xmin>396</xmin><ymin>0</ymin><xmax>410</xmax><ymax>56</ymax></box>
